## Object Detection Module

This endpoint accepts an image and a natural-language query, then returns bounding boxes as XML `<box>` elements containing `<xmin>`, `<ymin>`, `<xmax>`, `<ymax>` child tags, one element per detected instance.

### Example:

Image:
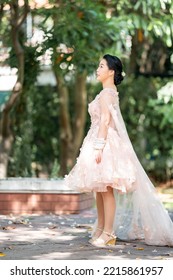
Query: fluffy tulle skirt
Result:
<box><xmin>65</xmin><ymin>126</ymin><xmax>136</xmax><ymax>193</ymax></box>
<box><xmin>65</xmin><ymin>127</ymin><xmax>173</xmax><ymax>246</ymax></box>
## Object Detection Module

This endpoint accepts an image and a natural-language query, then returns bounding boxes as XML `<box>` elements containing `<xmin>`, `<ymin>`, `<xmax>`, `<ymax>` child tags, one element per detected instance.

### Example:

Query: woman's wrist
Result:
<box><xmin>93</xmin><ymin>138</ymin><xmax>106</xmax><ymax>150</ymax></box>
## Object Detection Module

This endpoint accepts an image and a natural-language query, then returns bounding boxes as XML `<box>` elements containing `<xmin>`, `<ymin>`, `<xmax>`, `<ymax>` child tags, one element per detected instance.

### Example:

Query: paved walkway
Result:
<box><xmin>0</xmin><ymin>208</ymin><xmax>173</xmax><ymax>260</ymax></box>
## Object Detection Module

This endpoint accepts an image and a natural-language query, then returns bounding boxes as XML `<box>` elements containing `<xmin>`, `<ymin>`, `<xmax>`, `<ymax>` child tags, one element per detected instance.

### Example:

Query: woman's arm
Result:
<box><xmin>97</xmin><ymin>92</ymin><xmax>112</xmax><ymax>138</ymax></box>
<box><xmin>94</xmin><ymin>93</ymin><xmax>112</xmax><ymax>163</ymax></box>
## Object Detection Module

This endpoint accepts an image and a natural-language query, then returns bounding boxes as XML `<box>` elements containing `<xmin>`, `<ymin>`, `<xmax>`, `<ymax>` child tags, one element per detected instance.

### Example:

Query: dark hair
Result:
<box><xmin>103</xmin><ymin>54</ymin><xmax>124</xmax><ymax>85</ymax></box>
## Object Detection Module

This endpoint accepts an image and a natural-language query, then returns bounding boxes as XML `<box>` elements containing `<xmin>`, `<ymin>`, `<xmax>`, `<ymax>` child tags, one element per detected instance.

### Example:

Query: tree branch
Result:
<box><xmin>18</xmin><ymin>0</ymin><xmax>30</xmax><ymax>28</ymax></box>
<box><xmin>0</xmin><ymin>3</ymin><xmax>4</xmax><ymax>20</ymax></box>
<box><xmin>1</xmin><ymin>0</ymin><xmax>29</xmax><ymax>137</ymax></box>
<box><xmin>10</xmin><ymin>0</ymin><xmax>29</xmax><ymax>28</ymax></box>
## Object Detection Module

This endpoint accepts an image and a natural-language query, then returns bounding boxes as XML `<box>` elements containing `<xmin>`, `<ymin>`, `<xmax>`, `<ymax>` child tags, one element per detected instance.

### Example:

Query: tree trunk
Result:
<box><xmin>53</xmin><ymin>72</ymin><xmax>73</xmax><ymax>175</ymax></box>
<box><xmin>69</xmin><ymin>72</ymin><xmax>87</xmax><ymax>164</ymax></box>
<box><xmin>0</xmin><ymin>0</ymin><xmax>29</xmax><ymax>178</ymax></box>
<box><xmin>0</xmin><ymin>3</ymin><xmax>4</xmax><ymax>26</ymax></box>
<box><xmin>0</xmin><ymin>135</ymin><xmax>13</xmax><ymax>178</ymax></box>
<box><xmin>53</xmin><ymin>70</ymin><xmax>87</xmax><ymax>176</ymax></box>
<box><xmin>128</xmin><ymin>32</ymin><xmax>138</xmax><ymax>75</ymax></box>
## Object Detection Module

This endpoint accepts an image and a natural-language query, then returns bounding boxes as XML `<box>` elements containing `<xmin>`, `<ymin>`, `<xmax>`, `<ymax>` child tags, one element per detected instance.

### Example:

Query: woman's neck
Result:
<box><xmin>102</xmin><ymin>81</ymin><xmax>116</xmax><ymax>90</ymax></box>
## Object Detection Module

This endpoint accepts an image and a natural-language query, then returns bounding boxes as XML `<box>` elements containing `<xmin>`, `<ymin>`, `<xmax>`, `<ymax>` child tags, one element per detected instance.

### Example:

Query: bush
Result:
<box><xmin>120</xmin><ymin>76</ymin><xmax>173</xmax><ymax>181</ymax></box>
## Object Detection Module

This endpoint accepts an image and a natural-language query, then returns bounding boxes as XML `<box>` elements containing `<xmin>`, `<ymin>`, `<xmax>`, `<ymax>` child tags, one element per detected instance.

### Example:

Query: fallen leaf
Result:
<box><xmin>14</xmin><ymin>219</ymin><xmax>29</xmax><ymax>225</ymax></box>
<box><xmin>108</xmin><ymin>250</ymin><xmax>113</xmax><ymax>252</ymax></box>
<box><xmin>4</xmin><ymin>246</ymin><xmax>14</xmax><ymax>250</ymax></box>
<box><xmin>136</xmin><ymin>247</ymin><xmax>144</xmax><ymax>250</ymax></box>
<box><xmin>2</xmin><ymin>226</ymin><xmax>16</xmax><ymax>230</ymax></box>
<box><xmin>0</xmin><ymin>252</ymin><xmax>6</xmax><ymax>257</ymax></box>
<box><xmin>75</xmin><ymin>225</ymin><xmax>92</xmax><ymax>230</ymax></box>
<box><xmin>19</xmin><ymin>220</ymin><xmax>28</xmax><ymax>225</ymax></box>
<box><xmin>48</xmin><ymin>225</ymin><xmax>57</xmax><ymax>229</ymax></box>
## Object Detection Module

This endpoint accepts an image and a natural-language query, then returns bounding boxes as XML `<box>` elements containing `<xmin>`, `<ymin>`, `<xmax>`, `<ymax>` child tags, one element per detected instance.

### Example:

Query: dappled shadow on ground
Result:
<box><xmin>0</xmin><ymin>210</ymin><xmax>173</xmax><ymax>260</ymax></box>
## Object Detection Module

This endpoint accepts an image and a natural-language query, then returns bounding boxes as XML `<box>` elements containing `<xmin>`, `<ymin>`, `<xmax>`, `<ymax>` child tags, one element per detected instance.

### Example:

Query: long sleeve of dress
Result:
<box><xmin>97</xmin><ymin>91</ymin><xmax>112</xmax><ymax>140</ymax></box>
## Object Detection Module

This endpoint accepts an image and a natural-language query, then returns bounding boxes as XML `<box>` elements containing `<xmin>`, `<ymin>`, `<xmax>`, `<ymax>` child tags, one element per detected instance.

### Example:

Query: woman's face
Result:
<box><xmin>96</xmin><ymin>59</ymin><xmax>113</xmax><ymax>83</ymax></box>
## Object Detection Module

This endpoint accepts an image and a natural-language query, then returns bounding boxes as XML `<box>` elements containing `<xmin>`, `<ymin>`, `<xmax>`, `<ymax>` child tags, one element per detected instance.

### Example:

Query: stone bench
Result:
<box><xmin>0</xmin><ymin>178</ymin><xmax>94</xmax><ymax>215</ymax></box>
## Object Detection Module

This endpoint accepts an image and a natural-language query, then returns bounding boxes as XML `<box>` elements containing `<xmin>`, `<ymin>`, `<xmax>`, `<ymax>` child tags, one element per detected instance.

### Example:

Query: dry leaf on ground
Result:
<box><xmin>13</xmin><ymin>219</ymin><xmax>29</xmax><ymax>225</ymax></box>
<box><xmin>48</xmin><ymin>225</ymin><xmax>57</xmax><ymax>229</ymax></box>
<box><xmin>75</xmin><ymin>225</ymin><xmax>92</xmax><ymax>230</ymax></box>
<box><xmin>3</xmin><ymin>246</ymin><xmax>14</xmax><ymax>250</ymax></box>
<box><xmin>2</xmin><ymin>226</ymin><xmax>16</xmax><ymax>230</ymax></box>
<box><xmin>0</xmin><ymin>252</ymin><xmax>6</xmax><ymax>257</ymax></box>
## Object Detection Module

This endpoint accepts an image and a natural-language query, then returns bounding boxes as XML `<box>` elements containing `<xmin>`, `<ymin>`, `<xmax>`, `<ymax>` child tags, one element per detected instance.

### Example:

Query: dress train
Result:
<box><xmin>65</xmin><ymin>88</ymin><xmax>173</xmax><ymax>246</ymax></box>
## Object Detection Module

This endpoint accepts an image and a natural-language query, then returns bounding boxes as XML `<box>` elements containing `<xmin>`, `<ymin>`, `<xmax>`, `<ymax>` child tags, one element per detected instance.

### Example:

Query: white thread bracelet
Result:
<box><xmin>93</xmin><ymin>138</ymin><xmax>106</xmax><ymax>150</ymax></box>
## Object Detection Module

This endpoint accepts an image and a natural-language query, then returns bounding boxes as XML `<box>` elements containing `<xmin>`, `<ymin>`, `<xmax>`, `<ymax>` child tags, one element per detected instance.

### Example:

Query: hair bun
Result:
<box><xmin>114</xmin><ymin>72</ymin><xmax>124</xmax><ymax>86</ymax></box>
<box><xmin>103</xmin><ymin>54</ymin><xmax>124</xmax><ymax>86</ymax></box>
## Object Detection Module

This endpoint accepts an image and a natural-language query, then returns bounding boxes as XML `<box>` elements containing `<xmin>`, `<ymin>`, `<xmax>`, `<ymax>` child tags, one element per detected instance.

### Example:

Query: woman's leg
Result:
<box><xmin>99</xmin><ymin>186</ymin><xmax>116</xmax><ymax>240</ymax></box>
<box><xmin>96</xmin><ymin>192</ymin><xmax>104</xmax><ymax>228</ymax></box>
<box><xmin>92</xmin><ymin>192</ymin><xmax>105</xmax><ymax>239</ymax></box>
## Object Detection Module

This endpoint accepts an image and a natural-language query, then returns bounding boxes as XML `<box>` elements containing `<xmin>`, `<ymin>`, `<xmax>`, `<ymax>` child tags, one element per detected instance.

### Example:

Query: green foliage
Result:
<box><xmin>0</xmin><ymin>6</ymin><xmax>11</xmax><ymax>61</ymax></box>
<box><xmin>9</xmin><ymin>93</ymin><xmax>34</xmax><ymax>177</ymax></box>
<box><xmin>145</xmin><ymin>94</ymin><xmax>173</xmax><ymax>180</ymax></box>
<box><xmin>8</xmin><ymin>44</ymin><xmax>42</xmax><ymax>86</ymax></box>
<box><xmin>8</xmin><ymin>85</ymin><xmax>61</xmax><ymax>177</ymax></box>
<box><xmin>1</xmin><ymin>0</ymin><xmax>173</xmax><ymax>182</ymax></box>
<box><xmin>39</xmin><ymin>0</ymin><xmax>119</xmax><ymax>73</ymax></box>
<box><xmin>7</xmin><ymin>44</ymin><xmax>43</xmax><ymax>177</ymax></box>
<box><xmin>111</xmin><ymin>0</ymin><xmax>173</xmax><ymax>46</ymax></box>
<box><xmin>27</xmin><ymin>85</ymin><xmax>60</xmax><ymax>175</ymax></box>
<box><xmin>50</xmin><ymin>159</ymin><xmax>60</xmax><ymax>179</ymax></box>
<box><xmin>120</xmin><ymin>76</ymin><xmax>173</xmax><ymax>181</ymax></box>
<box><xmin>23</xmin><ymin>46</ymin><xmax>42</xmax><ymax>86</ymax></box>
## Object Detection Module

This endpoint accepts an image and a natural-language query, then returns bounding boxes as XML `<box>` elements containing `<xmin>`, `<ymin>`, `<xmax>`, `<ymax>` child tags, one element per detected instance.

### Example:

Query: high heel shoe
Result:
<box><xmin>91</xmin><ymin>230</ymin><xmax>116</xmax><ymax>247</ymax></box>
<box><xmin>88</xmin><ymin>227</ymin><xmax>103</xmax><ymax>244</ymax></box>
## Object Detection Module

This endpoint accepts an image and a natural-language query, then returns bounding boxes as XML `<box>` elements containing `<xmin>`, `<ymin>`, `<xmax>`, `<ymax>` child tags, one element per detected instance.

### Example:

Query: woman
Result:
<box><xmin>65</xmin><ymin>54</ymin><xmax>173</xmax><ymax>247</ymax></box>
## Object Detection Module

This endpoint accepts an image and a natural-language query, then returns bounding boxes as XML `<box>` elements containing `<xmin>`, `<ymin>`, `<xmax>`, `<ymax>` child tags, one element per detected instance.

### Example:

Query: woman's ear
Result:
<box><xmin>109</xmin><ymin>69</ymin><xmax>114</xmax><ymax>77</ymax></box>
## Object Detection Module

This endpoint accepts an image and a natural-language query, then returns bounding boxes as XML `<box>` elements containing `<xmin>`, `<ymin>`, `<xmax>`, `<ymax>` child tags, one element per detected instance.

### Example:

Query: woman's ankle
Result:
<box><xmin>97</xmin><ymin>225</ymin><xmax>104</xmax><ymax>230</ymax></box>
<box><xmin>103</xmin><ymin>228</ymin><xmax>114</xmax><ymax>235</ymax></box>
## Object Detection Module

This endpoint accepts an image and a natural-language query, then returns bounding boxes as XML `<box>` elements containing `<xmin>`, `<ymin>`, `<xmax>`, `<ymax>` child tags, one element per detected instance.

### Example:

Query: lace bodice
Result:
<box><xmin>88</xmin><ymin>88</ymin><xmax>119</xmax><ymax>127</ymax></box>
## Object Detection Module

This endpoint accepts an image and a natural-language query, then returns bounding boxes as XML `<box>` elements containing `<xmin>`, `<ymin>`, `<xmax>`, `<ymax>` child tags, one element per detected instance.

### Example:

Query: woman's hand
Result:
<box><xmin>94</xmin><ymin>149</ymin><xmax>103</xmax><ymax>164</ymax></box>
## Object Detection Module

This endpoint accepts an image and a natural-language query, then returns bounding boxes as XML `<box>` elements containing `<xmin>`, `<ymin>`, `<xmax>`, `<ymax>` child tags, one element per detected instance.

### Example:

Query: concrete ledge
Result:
<box><xmin>0</xmin><ymin>178</ymin><xmax>77</xmax><ymax>193</ymax></box>
<box><xmin>0</xmin><ymin>178</ymin><xmax>94</xmax><ymax>215</ymax></box>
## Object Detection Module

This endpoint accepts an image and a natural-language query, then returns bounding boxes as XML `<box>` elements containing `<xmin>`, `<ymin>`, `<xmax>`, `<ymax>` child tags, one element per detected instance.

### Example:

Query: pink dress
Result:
<box><xmin>65</xmin><ymin>88</ymin><xmax>136</xmax><ymax>193</ymax></box>
<box><xmin>64</xmin><ymin>88</ymin><xmax>173</xmax><ymax>246</ymax></box>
